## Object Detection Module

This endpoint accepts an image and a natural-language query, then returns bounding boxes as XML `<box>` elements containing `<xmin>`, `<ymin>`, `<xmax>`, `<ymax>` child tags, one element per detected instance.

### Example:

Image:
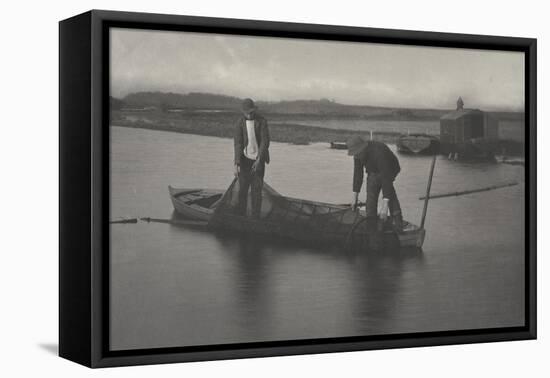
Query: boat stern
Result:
<box><xmin>397</xmin><ymin>227</ymin><xmax>425</xmax><ymax>248</ymax></box>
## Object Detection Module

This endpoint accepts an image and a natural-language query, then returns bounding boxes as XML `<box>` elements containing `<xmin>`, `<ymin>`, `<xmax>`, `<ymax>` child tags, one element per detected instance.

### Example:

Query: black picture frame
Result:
<box><xmin>59</xmin><ymin>9</ymin><xmax>537</xmax><ymax>368</ymax></box>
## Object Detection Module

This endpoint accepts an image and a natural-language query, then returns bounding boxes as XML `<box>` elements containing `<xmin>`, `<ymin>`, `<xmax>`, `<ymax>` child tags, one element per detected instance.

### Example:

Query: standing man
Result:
<box><xmin>347</xmin><ymin>136</ymin><xmax>404</xmax><ymax>236</ymax></box>
<box><xmin>234</xmin><ymin>98</ymin><xmax>270</xmax><ymax>218</ymax></box>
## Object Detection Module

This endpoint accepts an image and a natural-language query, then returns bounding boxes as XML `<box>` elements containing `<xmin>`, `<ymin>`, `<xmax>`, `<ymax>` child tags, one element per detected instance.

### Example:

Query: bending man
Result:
<box><xmin>347</xmin><ymin>136</ymin><xmax>404</xmax><ymax>234</ymax></box>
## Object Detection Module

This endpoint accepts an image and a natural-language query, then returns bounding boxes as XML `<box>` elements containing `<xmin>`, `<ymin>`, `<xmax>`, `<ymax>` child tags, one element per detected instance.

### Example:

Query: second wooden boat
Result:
<box><xmin>330</xmin><ymin>141</ymin><xmax>347</xmax><ymax>150</ymax></box>
<box><xmin>397</xmin><ymin>133</ymin><xmax>439</xmax><ymax>155</ymax></box>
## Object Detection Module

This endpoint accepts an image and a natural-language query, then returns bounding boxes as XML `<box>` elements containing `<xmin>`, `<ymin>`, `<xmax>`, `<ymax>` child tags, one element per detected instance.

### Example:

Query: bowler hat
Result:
<box><xmin>347</xmin><ymin>135</ymin><xmax>369</xmax><ymax>156</ymax></box>
<box><xmin>241</xmin><ymin>98</ymin><xmax>257</xmax><ymax>113</ymax></box>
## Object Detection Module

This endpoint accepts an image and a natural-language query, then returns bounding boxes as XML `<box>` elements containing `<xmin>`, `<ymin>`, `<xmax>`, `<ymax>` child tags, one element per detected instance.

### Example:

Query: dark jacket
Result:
<box><xmin>234</xmin><ymin>114</ymin><xmax>270</xmax><ymax>165</ymax></box>
<box><xmin>353</xmin><ymin>141</ymin><xmax>400</xmax><ymax>193</ymax></box>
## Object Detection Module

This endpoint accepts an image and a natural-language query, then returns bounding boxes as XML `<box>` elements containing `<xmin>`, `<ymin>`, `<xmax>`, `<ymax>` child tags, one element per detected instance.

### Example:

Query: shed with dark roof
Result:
<box><xmin>440</xmin><ymin>108</ymin><xmax>499</xmax><ymax>144</ymax></box>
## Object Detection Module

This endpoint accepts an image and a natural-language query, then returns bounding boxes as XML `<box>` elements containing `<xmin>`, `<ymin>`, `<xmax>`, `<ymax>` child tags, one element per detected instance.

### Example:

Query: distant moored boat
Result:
<box><xmin>330</xmin><ymin>141</ymin><xmax>347</xmax><ymax>150</ymax></box>
<box><xmin>397</xmin><ymin>133</ymin><xmax>440</xmax><ymax>155</ymax></box>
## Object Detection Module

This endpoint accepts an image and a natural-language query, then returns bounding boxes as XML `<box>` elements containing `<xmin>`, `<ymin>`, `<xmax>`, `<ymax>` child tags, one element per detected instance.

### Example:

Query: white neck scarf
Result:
<box><xmin>244</xmin><ymin>119</ymin><xmax>259</xmax><ymax>160</ymax></box>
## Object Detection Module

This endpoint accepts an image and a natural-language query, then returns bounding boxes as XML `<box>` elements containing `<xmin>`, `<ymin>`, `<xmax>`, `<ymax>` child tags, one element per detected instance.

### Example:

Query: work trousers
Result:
<box><xmin>365</xmin><ymin>173</ymin><xmax>402</xmax><ymax>219</ymax></box>
<box><xmin>237</xmin><ymin>157</ymin><xmax>265</xmax><ymax>218</ymax></box>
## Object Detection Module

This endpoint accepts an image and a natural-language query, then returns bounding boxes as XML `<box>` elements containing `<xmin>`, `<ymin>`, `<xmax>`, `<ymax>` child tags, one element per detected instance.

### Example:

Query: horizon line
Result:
<box><xmin>112</xmin><ymin>90</ymin><xmax>525</xmax><ymax>113</ymax></box>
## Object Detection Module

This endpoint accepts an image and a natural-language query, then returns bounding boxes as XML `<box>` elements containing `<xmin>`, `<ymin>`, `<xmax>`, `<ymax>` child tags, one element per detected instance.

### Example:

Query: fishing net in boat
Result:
<box><xmin>209</xmin><ymin>178</ymin><xmax>366</xmax><ymax>244</ymax></box>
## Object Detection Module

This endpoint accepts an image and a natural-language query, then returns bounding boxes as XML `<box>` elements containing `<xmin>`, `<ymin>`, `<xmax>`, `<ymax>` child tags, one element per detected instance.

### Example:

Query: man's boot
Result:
<box><xmin>392</xmin><ymin>213</ymin><xmax>404</xmax><ymax>233</ymax></box>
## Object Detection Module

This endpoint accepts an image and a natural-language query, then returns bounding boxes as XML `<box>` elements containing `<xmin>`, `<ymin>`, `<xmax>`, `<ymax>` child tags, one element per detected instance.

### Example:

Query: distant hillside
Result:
<box><xmin>120</xmin><ymin>91</ymin><xmax>448</xmax><ymax>119</ymax></box>
<box><xmin>259</xmin><ymin>99</ymin><xmax>355</xmax><ymax>114</ymax></box>
<box><xmin>264</xmin><ymin>101</ymin><xmax>455</xmax><ymax>119</ymax></box>
<box><xmin>110</xmin><ymin>96</ymin><xmax>125</xmax><ymax>111</ymax></box>
<box><xmin>123</xmin><ymin>92</ymin><xmax>242</xmax><ymax>110</ymax></box>
<box><xmin>117</xmin><ymin>91</ymin><xmax>523</xmax><ymax>121</ymax></box>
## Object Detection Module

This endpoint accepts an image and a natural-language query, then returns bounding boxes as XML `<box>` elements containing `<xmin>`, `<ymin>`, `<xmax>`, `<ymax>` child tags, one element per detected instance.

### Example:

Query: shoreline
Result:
<box><xmin>110</xmin><ymin>110</ymin><xmax>525</xmax><ymax>155</ymax></box>
<box><xmin>111</xmin><ymin>120</ymin><xmax>408</xmax><ymax>145</ymax></box>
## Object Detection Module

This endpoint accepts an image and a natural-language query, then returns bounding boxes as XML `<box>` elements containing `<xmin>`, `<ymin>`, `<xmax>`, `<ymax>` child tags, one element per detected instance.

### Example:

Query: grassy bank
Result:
<box><xmin>112</xmin><ymin>110</ymin><xmax>404</xmax><ymax>144</ymax></box>
<box><xmin>111</xmin><ymin>110</ymin><xmax>524</xmax><ymax>155</ymax></box>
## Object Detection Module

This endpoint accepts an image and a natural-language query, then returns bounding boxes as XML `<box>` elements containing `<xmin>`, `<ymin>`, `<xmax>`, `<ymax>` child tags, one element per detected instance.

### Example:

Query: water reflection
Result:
<box><xmin>349</xmin><ymin>247</ymin><xmax>425</xmax><ymax>335</ymax></box>
<box><xmin>215</xmin><ymin>234</ymin><xmax>274</xmax><ymax>338</ymax></box>
<box><xmin>176</xmin><ymin>215</ymin><xmax>426</xmax><ymax>339</ymax></box>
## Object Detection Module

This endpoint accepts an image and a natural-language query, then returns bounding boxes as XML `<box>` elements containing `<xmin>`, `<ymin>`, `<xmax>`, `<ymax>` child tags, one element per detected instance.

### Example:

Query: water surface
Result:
<box><xmin>110</xmin><ymin>126</ymin><xmax>525</xmax><ymax>351</ymax></box>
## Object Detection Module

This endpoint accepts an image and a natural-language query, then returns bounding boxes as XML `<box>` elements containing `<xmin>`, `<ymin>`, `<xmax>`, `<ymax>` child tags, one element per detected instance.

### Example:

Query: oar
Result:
<box><xmin>110</xmin><ymin>218</ymin><xmax>138</xmax><ymax>224</ymax></box>
<box><xmin>335</xmin><ymin>202</ymin><xmax>366</xmax><ymax>208</ymax></box>
<box><xmin>140</xmin><ymin>217</ymin><xmax>209</xmax><ymax>227</ymax></box>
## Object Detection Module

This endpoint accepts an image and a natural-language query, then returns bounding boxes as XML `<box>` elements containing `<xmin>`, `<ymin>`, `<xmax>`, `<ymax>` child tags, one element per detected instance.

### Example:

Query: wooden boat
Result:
<box><xmin>168</xmin><ymin>185</ymin><xmax>426</xmax><ymax>249</ymax></box>
<box><xmin>397</xmin><ymin>133</ymin><xmax>439</xmax><ymax>155</ymax></box>
<box><xmin>330</xmin><ymin>141</ymin><xmax>347</xmax><ymax>150</ymax></box>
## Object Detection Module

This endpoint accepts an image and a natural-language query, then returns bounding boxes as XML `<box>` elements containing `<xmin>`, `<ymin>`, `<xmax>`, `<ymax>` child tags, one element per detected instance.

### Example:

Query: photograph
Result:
<box><xmin>3</xmin><ymin>0</ymin><xmax>547</xmax><ymax>375</ymax></box>
<box><xmin>107</xmin><ymin>26</ymin><xmax>527</xmax><ymax>352</ymax></box>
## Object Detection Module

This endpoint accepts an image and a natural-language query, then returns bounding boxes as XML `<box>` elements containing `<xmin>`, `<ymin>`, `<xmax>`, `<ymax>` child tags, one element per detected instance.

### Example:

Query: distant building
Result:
<box><xmin>439</xmin><ymin>98</ymin><xmax>499</xmax><ymax>159</ymax></box>
<box><xmin>440</xmin><ymin>108</ymin><xmax>499</xmax><ymax>144</ymax></box>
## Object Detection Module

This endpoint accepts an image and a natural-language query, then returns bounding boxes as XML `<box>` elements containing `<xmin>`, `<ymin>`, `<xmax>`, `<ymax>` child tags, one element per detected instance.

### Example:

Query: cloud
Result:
<box><xmin>110</xmin><ymin>28</ymin><xmax>524</xmax><ymax>111</ymax></box>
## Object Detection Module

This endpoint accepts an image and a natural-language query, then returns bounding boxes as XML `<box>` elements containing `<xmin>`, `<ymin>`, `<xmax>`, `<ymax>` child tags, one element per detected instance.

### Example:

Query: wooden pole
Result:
<box><xmin>418</xmin><ymin>181</ymin><xmax>518</xmax><ymax>200</ymax></box>
<box><xmin>420</xmin><ymin>155</ymin><xmax>437</xmax><ymax>229</ymax></box>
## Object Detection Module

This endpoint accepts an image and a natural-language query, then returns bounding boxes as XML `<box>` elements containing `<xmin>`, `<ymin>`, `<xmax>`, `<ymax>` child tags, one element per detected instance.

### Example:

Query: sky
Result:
<box><xmin>110</xmin><ymin>28</ymin><xmax>525</xmax><ymax>111</ymax></box>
